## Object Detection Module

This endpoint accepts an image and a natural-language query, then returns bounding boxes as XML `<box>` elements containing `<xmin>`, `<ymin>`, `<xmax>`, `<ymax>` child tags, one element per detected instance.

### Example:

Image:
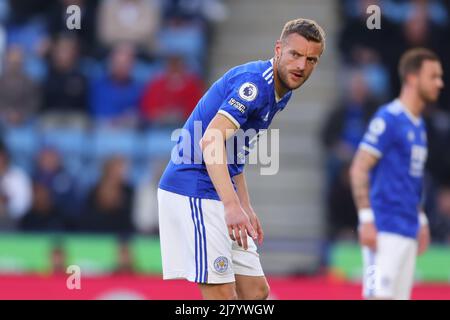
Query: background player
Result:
<box><xmin>350</xmin><ymin>48</ymin><xmax>444</xmax><ymax>300</ymax></box>
<box><xmin>158</xmin><ymin>19</ymin><xmax>325</xmax><ymax>300</ymax></box>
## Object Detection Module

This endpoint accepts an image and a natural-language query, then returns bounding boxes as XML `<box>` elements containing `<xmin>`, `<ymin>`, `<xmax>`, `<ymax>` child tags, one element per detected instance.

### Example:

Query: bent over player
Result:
<box><xmin>157</xmin><ymin>19</ymin><xmax>325</xmax><ymax>300</ymax></box>
<box><xmin>350</xmin><ymin>48</ymin><xmax>444</xmax><ymax>299</ymax></box>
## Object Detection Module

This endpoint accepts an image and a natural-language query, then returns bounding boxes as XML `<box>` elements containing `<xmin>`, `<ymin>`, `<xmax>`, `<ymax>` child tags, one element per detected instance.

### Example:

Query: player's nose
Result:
<box><xmin>297</xmin><ymin>56</ymin><xmax>306</xmax><ymax>70</ymax></box>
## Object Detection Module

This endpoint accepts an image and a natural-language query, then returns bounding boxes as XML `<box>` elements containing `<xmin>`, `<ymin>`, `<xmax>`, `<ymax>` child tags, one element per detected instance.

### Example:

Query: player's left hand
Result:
<box><xmin>243</xmin><ymin>206</ymin><xmax>264</xmax><ymax>245</ymax></box>
<box><xmin>417</xmin><ymin>224</ymin><xmax>430</xmax><ymax>255</ymax></box>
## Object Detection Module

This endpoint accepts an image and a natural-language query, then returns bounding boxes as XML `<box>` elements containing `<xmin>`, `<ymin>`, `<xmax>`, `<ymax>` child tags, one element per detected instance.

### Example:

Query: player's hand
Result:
<box><xmin>358</xmin><ymin>222</ymin><xmax>378</xmax><ymax>251</ymax></box>
<box><xmin>224</xmin><ymin>203</ymin><xmax>257</xmax><ymax>250</ymax></box>
<box><xmin>417</xmin><ymin>224</ymin><xmax>430</xmax><ymax>255</ymax></box>
<box><xmin>243</xmin><ymin>206</ymin><xmax>264</xmax><ymax>246</ymax></box>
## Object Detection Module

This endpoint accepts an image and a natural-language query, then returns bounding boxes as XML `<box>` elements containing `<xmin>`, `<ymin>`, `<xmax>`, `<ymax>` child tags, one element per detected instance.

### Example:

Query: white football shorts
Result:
<box><xmin>157</xmin><ymin>188</ymin><xmax>264</xmax><ymax>284</ymax></box>
<box><xmin>362</xmin><ymin>232</ymin><xmax>418</xmax><ymax>300</ymax></box>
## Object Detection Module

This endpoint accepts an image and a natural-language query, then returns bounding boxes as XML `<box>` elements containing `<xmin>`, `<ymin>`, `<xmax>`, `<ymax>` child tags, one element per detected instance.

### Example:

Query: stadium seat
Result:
<box><xmin>91</xmin><ymin>128</ymin><xmax>139</xmax><ymax>160</ymax></box>
<box><xmin>138</xmin><ymin>129</ymin><xmax>175</xmax><ymax>159</ymax></box>
<box><xmin>3</xmin><ymin>125</ymin><xmax>39</xmax><ymax>172</ymax></box>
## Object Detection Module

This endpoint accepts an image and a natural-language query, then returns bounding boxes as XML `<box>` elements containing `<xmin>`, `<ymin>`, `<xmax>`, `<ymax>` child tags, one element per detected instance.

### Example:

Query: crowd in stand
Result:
<box><xmin>322</xmin><ymin>0</ymin><xmax>450</xmax><ymax>244</ymax></box>
<box><xmin>0</xmin><ymin>0</ymin><xmax>227</xmax><ymax>236</ymax></box>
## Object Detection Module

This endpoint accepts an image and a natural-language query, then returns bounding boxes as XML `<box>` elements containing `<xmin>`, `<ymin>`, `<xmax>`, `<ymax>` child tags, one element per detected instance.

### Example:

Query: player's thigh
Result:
<box><xmin>231</xmin><ymin>237</ymin><xmax>266</xmax><ymax>299</ymax></box>
<box><xmin>158</xmin><ymin>188</ymin><xmax>197</xmax><ymax>280</ymax></box>
<box><xmin>235</xmin><ymin>275</ymin><xmax>270</xmax><ymax>300</ymax></box>
<box><xmin>200</xmin><ymin>198</ymin><xmax>236</xmax><ymax>284</ymax></box>
<box><xmin>394</xmin><ymin>239</ymin><xmax>418</xmax><ymax>300</ymax></box>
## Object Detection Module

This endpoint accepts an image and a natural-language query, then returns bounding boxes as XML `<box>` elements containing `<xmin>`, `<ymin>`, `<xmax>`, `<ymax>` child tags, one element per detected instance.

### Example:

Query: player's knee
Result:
<box><xmin>200</xmin><ymin>284</ymin><xmax>238</xmax><ymax>300</ymax></box>
<box><xmin>216</xmin><ymin>285</ymin><xmax>238</xmax><ymax>300</ymax></box>
<box><xmin>240</xmin><ymin>281</ymin><xmax>270</xmax><ymax>300</ymax></box>
<box><xmin>256</xmin><ymin>282</ymin><xmax>270</xmax><ymax>300</ymax></box>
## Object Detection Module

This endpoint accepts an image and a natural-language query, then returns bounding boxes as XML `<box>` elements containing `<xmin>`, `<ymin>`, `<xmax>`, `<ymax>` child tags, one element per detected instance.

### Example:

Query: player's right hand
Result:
<box><xmin>359</xmin><ymin>222</ymin><xmax>378</xmax><ymax>251</ymax></box>
<box><xmin>224</xmin><ymin>204</ymin><xmax>257</xmax><ymax>250</ymax></box>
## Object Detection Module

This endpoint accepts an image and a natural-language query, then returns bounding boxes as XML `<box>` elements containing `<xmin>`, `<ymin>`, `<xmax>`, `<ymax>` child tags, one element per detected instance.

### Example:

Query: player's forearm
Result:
<box><xmin>350</xmin><ymin>164</ymin><xmax>371</xmax><ymax>210</ymax></box>
<box><xmin>201</xmin><ymin>139</ymin><xmax>240</xmax><ymax>207</ymax></box>
<box><xmin>233</xmin><ymin>173</ymin><xmax>252</xmax><ymax>210</ymax></box>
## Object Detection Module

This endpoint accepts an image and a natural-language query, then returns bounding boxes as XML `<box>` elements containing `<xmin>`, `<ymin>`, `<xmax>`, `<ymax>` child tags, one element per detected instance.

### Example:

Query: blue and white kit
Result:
<box><xmin>359</xmin><ymin>99</ymin><xmax>427</xmax><ymax>299</ymax></box>
<box><xmin>158</xmin><ymin>59</ymin><xmax>292</xmax><ymax>284</ymax></box>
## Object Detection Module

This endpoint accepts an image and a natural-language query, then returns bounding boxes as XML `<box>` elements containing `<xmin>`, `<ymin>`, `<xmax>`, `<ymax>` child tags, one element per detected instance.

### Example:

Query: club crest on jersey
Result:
<box><xmin>214</xmin><ymin>256</ymin><xmax>229</xmax><ymax>273</ymax></box>
<box><xmin>407</xmin><ymin>131</ymin><xmax>415</xmax><ymax>142</ymax></box>
<box><xmin>239</xmin><ymin>82</ymin><xmax>258</xmax><ymax>102</ymax></box>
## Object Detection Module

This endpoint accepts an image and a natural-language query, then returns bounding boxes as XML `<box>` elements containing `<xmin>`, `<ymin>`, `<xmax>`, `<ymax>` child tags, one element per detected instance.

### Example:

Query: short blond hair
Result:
<box><xmin>280</xmin><ymin>18</ymin><xmax>326</xmax><ymax>54</ymax></box>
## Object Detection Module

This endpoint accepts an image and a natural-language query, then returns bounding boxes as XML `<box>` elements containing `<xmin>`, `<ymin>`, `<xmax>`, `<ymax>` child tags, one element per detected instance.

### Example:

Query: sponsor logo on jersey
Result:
<box><xmin>228</xmin><ymin>98</ymin><xmax>247</xmax><ymax>114</ymax></box>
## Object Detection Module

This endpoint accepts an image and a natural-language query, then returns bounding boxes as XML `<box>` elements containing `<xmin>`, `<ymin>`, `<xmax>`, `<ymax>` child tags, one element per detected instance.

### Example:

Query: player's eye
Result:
<box><xmin>307</xmin><ymin>57</ymin><xmax>317</xmax><ymax>65</ymax></box>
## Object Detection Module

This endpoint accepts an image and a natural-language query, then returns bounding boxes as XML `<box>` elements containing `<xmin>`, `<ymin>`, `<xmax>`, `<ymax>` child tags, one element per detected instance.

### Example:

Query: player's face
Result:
<box><xmin>275</xmin><ymin>34</ymin><xmax>322</xmax><ymax>91</ymax></box>
<box><xmin>417</xmin><ymin>60</ymin><xmax>444</xmax><ymax>103</ymax></box>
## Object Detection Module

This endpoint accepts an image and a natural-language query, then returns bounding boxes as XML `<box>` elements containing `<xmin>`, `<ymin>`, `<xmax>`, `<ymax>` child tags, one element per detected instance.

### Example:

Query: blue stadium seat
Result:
<box><xmin>158</xmin><ymin>24</ymin><xmax>206</xmax><ymax>65</ymax></box>
<box><xmin>40</xmin><ymin>128</ymin><xmax>88</xmax><ymax>176</ymax></box>
<box><xmin>138</xmin><ymin>129</ymin><xmax>175</xmax><ymax>159</ymax></box>
<box><xmin>91</xmin><ymin>128</ymin><xmax>139</xmax><ymax>160</ymax></box>
<box><xmin>3</xmin><ymin>125</ymin><xmax>39</xmax><ymax>172</ymax></box>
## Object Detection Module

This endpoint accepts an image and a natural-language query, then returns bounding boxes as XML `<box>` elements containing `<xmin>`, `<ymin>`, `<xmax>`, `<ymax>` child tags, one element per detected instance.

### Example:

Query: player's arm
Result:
<box><xmin>350</xmin><ymin>148</ymin><xmax>379</xmax><ymax>250</ymax></box>
<box><xmin>233</xmin><ymin>173</ymin><xmax>264</xmax><ymax>245</ymax></box>
<box><xmin>199</xmin><ymin>114</ymin><xmax>256</xmax><ymax>250</ymax></box>
<box><xmin>417</xmin><ymin>204</ymin><xmax>430</xmax><ymax>255</ymax></box>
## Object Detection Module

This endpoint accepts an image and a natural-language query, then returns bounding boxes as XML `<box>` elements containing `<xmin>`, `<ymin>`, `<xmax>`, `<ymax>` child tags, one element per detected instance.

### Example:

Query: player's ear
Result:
<box><xmin>275</xmin><ymin>39</ymin><xmax>282</xmax><ymax>58</ymax></box>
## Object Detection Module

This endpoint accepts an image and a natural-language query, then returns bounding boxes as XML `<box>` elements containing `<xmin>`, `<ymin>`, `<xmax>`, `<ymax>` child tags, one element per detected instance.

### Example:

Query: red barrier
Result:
<box><xmin>0</xmin><ymin>275</ymin><xmax>448</xmax><ymax>300</ymax></box>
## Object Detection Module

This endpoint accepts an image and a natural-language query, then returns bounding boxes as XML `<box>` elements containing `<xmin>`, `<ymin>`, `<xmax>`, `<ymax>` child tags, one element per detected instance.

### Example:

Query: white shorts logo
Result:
<box><xmin>239</xmin><ymin>82</ymin><xmax>258</xmax><ymax>102</ymax></box>
<box><xmin>214</xmin><ymin>256</ymin><xmax>229</xmax><ymax>273</ymax></box>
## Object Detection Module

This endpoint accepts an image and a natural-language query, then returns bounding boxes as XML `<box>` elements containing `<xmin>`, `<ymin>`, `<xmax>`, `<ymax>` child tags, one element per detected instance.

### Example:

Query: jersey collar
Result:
<box><xmin>395</xmin><ymin>99</ymin><xmax>422</xmax><ymax>127</ymax></box>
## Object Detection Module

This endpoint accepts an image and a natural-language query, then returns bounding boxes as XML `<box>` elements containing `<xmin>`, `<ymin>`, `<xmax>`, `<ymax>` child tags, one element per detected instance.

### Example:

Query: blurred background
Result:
<box><xmin>0</xmin><ymin>0</ymin><xmax>448</xmax><ymax>299</ymax></box>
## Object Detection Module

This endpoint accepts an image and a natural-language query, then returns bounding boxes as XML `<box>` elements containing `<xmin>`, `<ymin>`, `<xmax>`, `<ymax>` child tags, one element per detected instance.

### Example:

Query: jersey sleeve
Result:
<box><xmin>217</xmin><ymin>73</ymin><xmax>265</xmax><ymax>129</ymax></box>
<box><xmin>359</xmin><ymin>112</ymin><xmax>395</xmax><ymax>158</ymax></box>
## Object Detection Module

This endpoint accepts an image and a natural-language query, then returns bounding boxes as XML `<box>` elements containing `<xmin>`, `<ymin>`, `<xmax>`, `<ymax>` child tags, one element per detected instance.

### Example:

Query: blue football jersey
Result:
<box><xmin>359</xmin><ymin>99</ymin><xmax>428</xmax><ymax>238</ymax></box>
<box><xmin>159</xmin><ymin>59</ymin><xmax>292</xmax><ymax>200</ymax></box>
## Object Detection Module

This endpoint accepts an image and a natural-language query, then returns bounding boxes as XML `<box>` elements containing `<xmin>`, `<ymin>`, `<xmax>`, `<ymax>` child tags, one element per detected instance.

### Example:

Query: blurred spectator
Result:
<box><xmin>425</xmin><ymin>107</ymin><xmax>450</xmax><ymax>184</ymax></box>
<box><xmin>383</xmin><ymin>0</ymin><xmax>449</xmax><ymax>26</ymax></box>
<box><xmin>132</xmin><ymin>161</ymin><xmax>166</xmax><ymax>234</ymax></box>
<box><xmin>326</xmin><ymin>164</ymin><xmax>357</xmax><ymax>241</ymax></box>
<box><xmin>80</xmin><ymin>156</ymin><xmax>134</xmax><ymax>234</ymax></box>
<box><xmin>158</xmin><ymin>17</ymin><xmax>206</xmax><ymax>73</ymax></box>
<box><xmin>89</xmin><ymin>43</ymin><xmax>143</xmax><ymax>127</ymax></box>
<box><xmin>339</xmin><ymin>0</ymin><xmax>400</xmax><ymax>66</ymax></box>
<box><xmin>116</xmin><ymin>239</ymin><xmax>133</xmax><ymax>274</ymax></box>
<box><xmin>33</xmin><ymin>147</ymin><xmax>78</xmax><ymax>221</ymax></box>
<box><xmin>46</xmin><ymin>0</ymin><xmax>98</xmax><ymax>56</ymax></box>
<box><xmin>40</xmin><ymin>34</ymin><xmax>88</xmax><ymax>127</ymax></box>
<box><xmin>0</xmin><ymin>141</ymin><xmax>32</xmax><ymax>230</ymax></box>
<box><xmin>19</xmin><ymin>182</ymin><xmax>64</xmax><ymax>232</ymax></box>
<box><xmin>321</xmin><ymin>70</ymin><xmax>378</xmax><ymax>240</ymax></box>
<box><xmin>97</xmin><ymin>0</ymin><xmax>160</xmax><ymax>56</ymax></box>
<box><xmin>0</xmin><ymin>45</ymin><xmax>40</xmax><ymax>127</ymax></box>
<box><xmin>163</xmin><ymin>0</ymin><xmax>228</xmax><ymax>24</ymax></box>
<box><xmin>51</xmin><ymin>243</ymin><xmax>66</xmax><ymax>274</ymax></box>
<box><xmin>321</xmin><ymin>70</ymin><xmax>378</xmax><ymax>182</ymax></box>
<box><xmin>5</xmin><ymin>1</ymin><xmax>50</xmax><ymax>82</ymax></box>
<box><xmin>6</xmin><ymin>0</ymin><xmax>51</xmax><ymax>24</ymax></box>
<box><xmin>429</xmin><ymin>185</ymin><xmax>450</xmax><ymax>244</ymax></box>
<box><xmin>140</xmin><ymin>55</ymin><xmax>204</xmax><ymax>127</ymax></box>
